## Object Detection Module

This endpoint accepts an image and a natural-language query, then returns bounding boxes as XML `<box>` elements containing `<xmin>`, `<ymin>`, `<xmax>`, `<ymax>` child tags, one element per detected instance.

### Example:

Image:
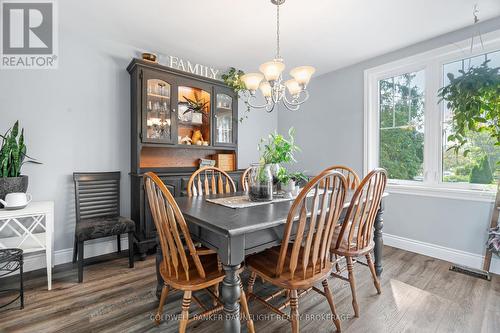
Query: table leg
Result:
<box><xmin>373</xmin><ymin>204</ymin><xmax>384</xmax><ymax>276</ymax></box>
<box><xmin>221</xmin><ymin>264</ymin><xmax>241</xmax><ymax>333</ymax></box>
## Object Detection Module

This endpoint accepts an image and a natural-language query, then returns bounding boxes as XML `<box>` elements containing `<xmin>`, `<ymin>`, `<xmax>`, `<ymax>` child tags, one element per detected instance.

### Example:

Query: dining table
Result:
<box><xmin>155</xmin><ymin>191</ymin><xmax>387</xmax><ymax>333</ymax></box>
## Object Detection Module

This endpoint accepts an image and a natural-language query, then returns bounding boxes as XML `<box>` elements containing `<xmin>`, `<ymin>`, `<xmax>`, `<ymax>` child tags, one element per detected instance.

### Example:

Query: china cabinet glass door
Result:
<box><xmin>142</xmin><ymin>71</ymin><xmax>176</xmax><ymax>144</ymax></box>
<box><xmin>214</xmin><ymin>87</ymin><xmax>236</xmax><ymax>146</ymax></box>
<box><xmin>177</xmin><ymin>80</ymin><xmax>211</xmax><ymax>147</ymax></box>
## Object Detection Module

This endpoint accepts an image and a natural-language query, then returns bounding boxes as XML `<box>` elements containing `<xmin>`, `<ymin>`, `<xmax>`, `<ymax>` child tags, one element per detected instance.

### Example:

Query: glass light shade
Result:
<box><xmin>285</xmin><ymin>79</ymin><xmax>302</xmax><ymax>96</ymax></box>
<box><xmin>241</xmin><ymin>73</ymin><xmax>264</xmax><ymax>91</ymax></box>
<box><xmin>259</xmin><ymin>81</ymin><xmax>272</xmax><ymax>97</ymax></box>
<box><xmin>289</xmin><ymin>66</ymin><xmax>316</xmax><ymax>86</ymax></box>
<box><xmin>259</xmin><ymin>61</ymin><xmax>285</xmax><ymax>82</ymax></box>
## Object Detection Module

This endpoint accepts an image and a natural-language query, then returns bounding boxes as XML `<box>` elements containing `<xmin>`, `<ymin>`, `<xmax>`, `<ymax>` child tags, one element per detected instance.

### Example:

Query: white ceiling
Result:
<box><xmin>67</xmin><ymin>0</ymin><xmax>500</xmax><ymax>75</ymax></box>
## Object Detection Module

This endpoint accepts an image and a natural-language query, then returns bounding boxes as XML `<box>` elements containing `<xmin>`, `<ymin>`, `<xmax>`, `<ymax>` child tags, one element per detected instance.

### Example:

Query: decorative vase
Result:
<box><xmin>248</xmin><ymin>163</ymin><xmax>273</xmax><ymax>202</ymax></box>
<box><xmin>0</xmin><ymin>175</ymin><xmax>29</xmax><ymax>208</ymax></box>
<box><xmin>191</xmin><ymin>130</ymin><xmax>203</xmax><ymax>145</ymax></box>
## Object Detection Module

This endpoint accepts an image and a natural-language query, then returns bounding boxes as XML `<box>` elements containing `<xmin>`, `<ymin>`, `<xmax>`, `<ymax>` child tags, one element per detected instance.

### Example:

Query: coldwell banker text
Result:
<box><xmin>1</xmin><ymin>0</ymin><xmax>58</xmax><ymax>69</ymax></box>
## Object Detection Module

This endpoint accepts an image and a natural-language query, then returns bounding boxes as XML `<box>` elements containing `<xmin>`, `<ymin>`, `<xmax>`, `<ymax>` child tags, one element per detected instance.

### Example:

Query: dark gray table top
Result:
<box><xmin>175</xmin><ymin>191</ymin><xmax>388</xmax><ymax>237</ymax></box>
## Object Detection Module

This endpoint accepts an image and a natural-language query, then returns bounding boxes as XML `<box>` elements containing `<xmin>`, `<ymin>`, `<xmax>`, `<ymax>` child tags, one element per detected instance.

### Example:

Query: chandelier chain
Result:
<box><xmin>276</xmin><ymin>1</ymin><xmax>280</xmax><ymax>59</ymax></box>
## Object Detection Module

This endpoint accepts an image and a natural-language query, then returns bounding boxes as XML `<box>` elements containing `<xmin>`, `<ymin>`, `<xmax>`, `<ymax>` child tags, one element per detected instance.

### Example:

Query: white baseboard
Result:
<box><xmin>10</xmin><ymin>233</ymin><xmax>500</xmax><ymax>278</ymax></box>
<box><xmin>20</xmin><ymin>235</ymin><xmax>130</xmax><ymax>274</ymax></box>
<box><xmin>384</xmin><ymin>233</ymin><xmax>500</xmax><ymax>275</ymax></box>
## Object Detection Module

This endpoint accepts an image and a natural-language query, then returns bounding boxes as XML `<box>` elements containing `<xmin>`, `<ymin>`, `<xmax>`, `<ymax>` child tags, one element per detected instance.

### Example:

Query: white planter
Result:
<box><xmin>192</xmin><ymin>113</ymin><xmax>203</xmax><ymax>124</ymax></box>
<box><xmin>281</xmin><ymin>180</ymin><xmax>296</xmax><ymax>193</ymax></box>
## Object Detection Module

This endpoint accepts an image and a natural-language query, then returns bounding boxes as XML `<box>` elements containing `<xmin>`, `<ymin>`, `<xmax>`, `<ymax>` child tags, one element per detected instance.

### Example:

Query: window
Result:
<box><xmin>379</xmin><ymin>71</ymin><xmax>425</xmax><ymax>181</ymax></box>
<box><xmin>442</xmin><ymin>51</ymin><xmax>500</xmax><ymax>187</ymax></box>
<box><xmin>364</xmin><ymin>30</ymin><xmax>500</xmax><ymax>199</ymax></box>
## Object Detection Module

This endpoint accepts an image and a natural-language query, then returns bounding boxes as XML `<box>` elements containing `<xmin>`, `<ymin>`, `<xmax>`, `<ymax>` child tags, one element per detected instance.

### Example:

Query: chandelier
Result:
<box><xmin>240</xmin><ymin>0</ymin><xmax>315</xmax><ymax>112</ymax></box>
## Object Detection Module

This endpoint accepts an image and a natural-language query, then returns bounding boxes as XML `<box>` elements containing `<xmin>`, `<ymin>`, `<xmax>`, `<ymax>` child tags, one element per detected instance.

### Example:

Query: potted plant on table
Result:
<box><xmin>259</xmin><ymin>127</ymin><xmax>301</xmax><ymax>189</ymax></box>
<box><xmin>0</xmin><ymin>121</ymin><xmax>40</xmax><ymax>208</ymax></box>
<box><xmin>254</xmin><ymin>127</ymin><xmax>302</xmax><ymax>196</ymax></box>
<box><xmin>277</xmin><ymin>167</ymin><xmax>308</xmax><ymax>196</ymax></box>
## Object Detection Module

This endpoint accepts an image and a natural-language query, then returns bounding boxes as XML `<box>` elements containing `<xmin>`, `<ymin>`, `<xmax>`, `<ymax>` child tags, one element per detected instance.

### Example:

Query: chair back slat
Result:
<box><xmin>276</xmin><ymin>169</ymin><xmax>347</xmax><ymax>280</ymax></box>
<box><xmin>241</xmin><ymin>167</ymin><xmax>252</xmax><ymax>192</ymax></box>
<box><xmin>73</xmin><ymin>172</ymin><xmax>120</xmax><ymax>222</ymax></box>
<box><xmin>334</xmin><ymin>169</ymin><xmax>387</xmax><ymax>252</ymax></box>
<box><xmin>145</xmin><ymin>172</ymin><xmax>206</xmax><ymax>281</ymax></box>
<box><xmin>323</xmin><ymin>165</ymin><xmax>360</xmax><ymax>190</ymax></box>
<box><xmin>301</xmin><ymin>183</ymin><xmax>321</xmax><ymax>279</ymax></box>
<box><xmin>187</xmin><ymin>167</ymin><xmax>236</xmax><ymax>197</ymax></box>
<box><xmin>312</xmin><ymin>176</ymin><xmax>335</xmax><ymax>272</ymax></box>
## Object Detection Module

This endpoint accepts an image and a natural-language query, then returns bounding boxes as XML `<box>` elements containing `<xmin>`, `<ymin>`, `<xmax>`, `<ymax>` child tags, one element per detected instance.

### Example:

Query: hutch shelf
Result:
<box><xmin>127</xmin><ymin>58</ymin><xmax>243</xmax><ymax>258</ymax></box>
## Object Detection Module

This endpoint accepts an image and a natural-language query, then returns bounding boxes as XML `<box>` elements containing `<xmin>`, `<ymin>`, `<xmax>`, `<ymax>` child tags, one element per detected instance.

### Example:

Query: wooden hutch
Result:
<box><xmin>127</xmin><ymin>58</ymin><xmax>244</xmax><ymax>258</ymax></box>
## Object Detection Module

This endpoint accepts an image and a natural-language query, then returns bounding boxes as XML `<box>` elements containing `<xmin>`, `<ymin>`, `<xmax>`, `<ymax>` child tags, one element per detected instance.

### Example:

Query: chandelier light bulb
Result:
<box><xmin>285</xmin><ymin>79</ymin><xmax>302</xmax><ymax>96</ymax></box>
<box><xmin>289</xmin><ymin>66</ymin><xmax>316</xmax><ymax>86</ymax></box>
<box><xmin>259</xmin><ymin>81</ymin><xmax>273</xmax><ymax>97</ymax></box>
<box><xmin>241</xmin><ymin>73</ymin><xmax>264</xmax><ymax>92</ymax></box>
<box><xmin>259</xmin><ymin>61</ymin><xmax>285</xmax><ymax>83</ymax></box>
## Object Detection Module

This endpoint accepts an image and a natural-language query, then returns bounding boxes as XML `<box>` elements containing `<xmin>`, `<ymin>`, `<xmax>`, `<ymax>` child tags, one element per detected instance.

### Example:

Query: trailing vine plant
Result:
<box><xmin>221</xmin><ymin>67</ymin><xmax>252</xmax><ymax>122</ymax></box>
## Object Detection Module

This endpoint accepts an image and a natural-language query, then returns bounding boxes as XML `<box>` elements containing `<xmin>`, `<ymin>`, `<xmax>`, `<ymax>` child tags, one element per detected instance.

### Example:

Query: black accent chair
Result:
<box><xmin>73</xmin><ymin>172</ymin><xmax>135</xmax><ymax>282</ymax></box>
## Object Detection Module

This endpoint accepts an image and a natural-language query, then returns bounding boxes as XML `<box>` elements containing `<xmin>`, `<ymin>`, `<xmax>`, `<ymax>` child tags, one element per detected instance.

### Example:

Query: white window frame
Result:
<box><xmin>364</xmin><ymin>29</ymin><xmax>500</xmax><ymax>202</ymax></box>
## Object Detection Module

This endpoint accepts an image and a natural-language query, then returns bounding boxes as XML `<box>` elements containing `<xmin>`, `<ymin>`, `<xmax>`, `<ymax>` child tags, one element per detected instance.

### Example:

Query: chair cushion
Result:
<box><xmin>76</xmin><ymin>216</ymin><xmax>135</xmax><ymax>241</ymax></box>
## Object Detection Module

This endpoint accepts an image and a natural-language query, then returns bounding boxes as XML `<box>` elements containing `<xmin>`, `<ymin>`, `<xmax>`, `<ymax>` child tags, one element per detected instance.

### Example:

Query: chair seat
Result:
<box><xmin>330</xmin><ymin>225</ymin><xmax>374</xmax><ymax>257</ymax></box>
<box><xmin>246</xmin><ymin>245</ymin><xmax>334</xmax><ymax>289</ymax></box>
<box><xmin>160</xmin><ymin>252</ymin><xmax>225</xmax><ymax>291</ymax></box>
<box><xmin>76</xmin><ymin>216</ymin><xmax>135</xmax><ymax>241</ymax></box>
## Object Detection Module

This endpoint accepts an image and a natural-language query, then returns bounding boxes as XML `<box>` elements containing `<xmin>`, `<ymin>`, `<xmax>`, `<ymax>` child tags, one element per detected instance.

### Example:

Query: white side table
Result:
<box><xmin>0</xmin><ymin>201</ymin><xmax>54</xmax><ymax>290</ymax></box>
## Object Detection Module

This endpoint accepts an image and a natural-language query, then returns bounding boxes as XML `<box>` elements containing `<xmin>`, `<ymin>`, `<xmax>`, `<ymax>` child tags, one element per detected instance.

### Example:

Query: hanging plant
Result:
<box><xmin>221</xmin><ymin>67</ymin><xmax>251</xmax><ymax>122</ymax></box>
<box><xmin>439</xmin><ymin>59</ymin><xmax>500</xmax><ymax>257</ymax></box>
<box><xmin>438</xmin><ymin>60</ymin><xmax>500</xmax><ymax>156</ymax></box>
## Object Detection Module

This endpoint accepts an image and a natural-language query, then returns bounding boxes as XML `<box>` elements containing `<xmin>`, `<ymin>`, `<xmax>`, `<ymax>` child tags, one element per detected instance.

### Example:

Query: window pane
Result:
<box><xmin>464</xmin><ymin>54</ymin><xmax>487</xmax><ymax>70</ymax></box>
<box><xmin>379</xmin><ymin>70</ymin><xmax>425</xmax><ymax>181</ymax></box>
<box><xmin>442</xmin><ymin>50</ymin><xmax>500</xmax><ymax>186</ymax></box>
<box><xmin>487</xmin><ymin>50</ymin><xmax>500</xmax><ymax>68</ymax></box>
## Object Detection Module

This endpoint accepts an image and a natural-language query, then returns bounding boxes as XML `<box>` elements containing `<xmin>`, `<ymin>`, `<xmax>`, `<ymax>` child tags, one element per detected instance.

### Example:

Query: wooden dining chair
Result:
<box><xmin>245</xmin><ymin>169</ymin><xmax>348</xmax><ymax>333</ymax></box>
<box><xmin>144</xmin><ymin>172</ymin><xmax>254</xmax><ymax>333</ymax></box>
<box><xmin>324</xmin><ymin>165</ymin><xmax>360</xmax><ymax>190</ymax></box>
<box><xmin>330</xmin><ymin>168</ymin><xmax>387</xmax><ymax>318</ymax></box>
<box><xmin>241</xmin><ymin>166</ymin><xmax>252</xmax><ymax>192</ymax></box>
<box><xmin>187</xmin><ymin>166</ymin><xmax>236</xmax><ymax>197</ymax></box>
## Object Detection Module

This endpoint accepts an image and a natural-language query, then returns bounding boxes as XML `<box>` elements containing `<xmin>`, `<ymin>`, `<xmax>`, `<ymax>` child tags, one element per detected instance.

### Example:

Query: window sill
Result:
<box><xmin>386</xmin><ymin>183</ymin><xmax>495</xmax><ymax>202</ymax></box>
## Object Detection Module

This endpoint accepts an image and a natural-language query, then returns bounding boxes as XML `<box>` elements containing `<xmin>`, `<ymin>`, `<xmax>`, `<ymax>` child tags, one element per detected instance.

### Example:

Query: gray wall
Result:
<box><xmin>0</xmin><ymin>5</ymin><xmax>277</xmax><ymax>253</ymax></box>
<box><xmin>279</xmin><ymin>17</ymin><xmax>500</xmax><ymax>264</ymax></box>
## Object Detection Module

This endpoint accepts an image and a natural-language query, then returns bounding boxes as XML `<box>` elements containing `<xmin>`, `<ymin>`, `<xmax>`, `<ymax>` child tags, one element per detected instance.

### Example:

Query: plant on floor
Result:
<box><xmin>0</xmin><ymin>121</ymin><xmax>40</xmax><ymax>177</ymax></box>
<box><xmin>221</xmin><ymin>67</ymin><xmax>251</xmax><ymax>122</ymax></box>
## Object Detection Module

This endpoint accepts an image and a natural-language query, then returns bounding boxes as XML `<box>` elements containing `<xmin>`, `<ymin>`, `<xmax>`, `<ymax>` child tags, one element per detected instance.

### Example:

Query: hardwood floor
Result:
<box><xmin>0</xmin><ymin>246</ymin><xmax>498</xmax><ymax>333</ymax></box>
